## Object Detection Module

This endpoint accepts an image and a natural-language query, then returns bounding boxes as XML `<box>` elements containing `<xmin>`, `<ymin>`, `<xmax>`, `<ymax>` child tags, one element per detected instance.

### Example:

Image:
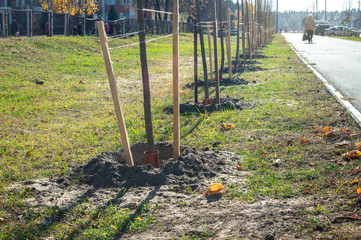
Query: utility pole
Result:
<box><xmin>276</xmin><ymin>0</ymin><xmax>278</xmax><ymax>33</ymax></box>
<box><xmin>316</xmin><ymin>0</ymin><xmax>318</xmax><ymax>19</ymax></box>
<box><xmin>359</xmin><ymin>0</ymin><xmax>361</xmax><ymax>28</ymax></box>
<box><xmin>325</xmin><ymin>0</ymin><xmax>327</xmax><ymax>21</ymax></box>
<box><xmin>312</xmin><ymin>3</ymin><xmax>315</xmax><ymax>16</ymax></box>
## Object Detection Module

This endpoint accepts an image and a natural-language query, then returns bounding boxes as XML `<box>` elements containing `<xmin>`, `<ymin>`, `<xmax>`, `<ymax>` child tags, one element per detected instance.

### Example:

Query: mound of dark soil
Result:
<box><xmin>185</xmin><ymin>77</ymin><xmax>250</xmax><ymax>89</ymax></box>
<box><xmin>222</xmin><ymin>65</ymin><xmax>265</xmax><ymax>74</ymax></box>
<box><xmin>164</xmin><ymin>97</ymin><xmax>255</xmax><ymax>114</ymax></box>
<box><xmin>76</xmin><ymin>142</ymin><xmax>238</xmax><ymax>190</ymax></box>
<box><xmin>239</xmin><ymin>52</ymin><xmax>270</xmax><ymax>59</ymax></box>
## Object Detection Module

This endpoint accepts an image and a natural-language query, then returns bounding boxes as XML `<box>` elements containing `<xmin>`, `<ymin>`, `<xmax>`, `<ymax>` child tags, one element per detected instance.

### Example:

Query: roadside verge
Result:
<box><xmin>287</xmin><ymin>40</ymin><xmax>361</xmax><ymax>128</ymax></box>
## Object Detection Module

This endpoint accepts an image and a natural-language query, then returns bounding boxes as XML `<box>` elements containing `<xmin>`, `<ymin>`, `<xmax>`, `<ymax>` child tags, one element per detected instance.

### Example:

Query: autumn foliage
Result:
<box><xmin>40</xmin><ymin>0</ymin><xmax>98</xmax><ymax>15</ymax></box>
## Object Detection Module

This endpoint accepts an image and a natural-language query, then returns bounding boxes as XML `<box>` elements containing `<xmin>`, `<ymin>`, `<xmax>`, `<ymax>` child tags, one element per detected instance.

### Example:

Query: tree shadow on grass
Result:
<box><xmin>18</xmin><ymin>185</ymin><xmax>161</xmax><ymax>239</ymax></box>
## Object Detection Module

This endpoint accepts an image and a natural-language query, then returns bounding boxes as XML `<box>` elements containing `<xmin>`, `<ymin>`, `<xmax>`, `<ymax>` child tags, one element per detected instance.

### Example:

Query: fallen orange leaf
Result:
<box><xmin>322</xmin><ymin>126</ymin><xmax>333</xmax><ymax>133</ymax></box>
<box><xmin>25</xmin><ymin>149</ymin><xmax>34</xmax><ymax>157</ymax></box>
<box><xmin>220</xmin><ymin>123</ymin><xmax>235</xmax><ymax>131</ymax></box>
<box><xmin>203</xmin><ymin>183</ymin><xmax>224</xmax><ymax>195</ymax></box>
<box><xmin>343</xmin><ymin>150</ymin><xmax>361</xmax><ymax>160</ymax></box>
<box><xmin>345</xmin><ymin>129</ymin><xmax>352</xmax><ymax>134</ymax></box>
<box><xmin>325</xmin><ymin>130</ymin><xmax>336</xmax><ymax>137</ymax></box>
<box><xmin>300</xmin><ymin>139</ymin><xmax>310</xmax><ymax>143</ymax></box>
<box><xmin>337</xmin><ymin>162</ymin><xmax>344</xmax><ymax>167</ymax></box>
<box><xmin>357</xmin><ymin>186</ymin><xmax>361</xmax><ymax>194</ymax></box>
<box><xmin>237</xmin><ymin>165</ymin><xmax>244</xmax><ymax>171</ymax></box>
<box><xmin>261</xmin><ymin>151</ymin><xmax>268</xmax><ymax>155</ymax></box>
<box><xmin>302</xmin><ymin>190</ymin><xmax>313</xmax><ymax>194</ymax></box>
<box><xmin>351</xmin><ymin>180</ymin><xmax>359</xmax><ymax>185</ymax></box>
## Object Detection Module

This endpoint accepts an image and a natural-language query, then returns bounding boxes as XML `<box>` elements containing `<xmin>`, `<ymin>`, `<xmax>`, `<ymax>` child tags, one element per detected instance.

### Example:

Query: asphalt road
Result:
<box><xmin>283</xmin><ymin>33</ymin><xmax>361</xmax><ymax>112</ymax></box>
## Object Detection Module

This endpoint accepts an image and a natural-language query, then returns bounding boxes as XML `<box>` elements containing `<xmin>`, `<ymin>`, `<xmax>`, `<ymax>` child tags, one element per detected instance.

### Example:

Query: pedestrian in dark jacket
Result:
<box><xmin>305</xmin><ymin>14</ymin><xmax>316</xmax><ymax>43</ymax></box>
<box><xmin>11</xmin><ymin>20</ymin><xmax>18</xmax><ymax>36</ymax></box>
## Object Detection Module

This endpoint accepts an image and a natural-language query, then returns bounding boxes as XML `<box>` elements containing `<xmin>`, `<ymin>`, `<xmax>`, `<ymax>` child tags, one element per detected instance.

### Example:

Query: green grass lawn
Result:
<box><xmin>333</xmin><ymin>36</ymin><xmax>361</xmax><ymax>42</ymax></box>
<box><xmin>1</xmin><ymin>33</ymin><xmax>361</xmax><ymax>239</ymax></box>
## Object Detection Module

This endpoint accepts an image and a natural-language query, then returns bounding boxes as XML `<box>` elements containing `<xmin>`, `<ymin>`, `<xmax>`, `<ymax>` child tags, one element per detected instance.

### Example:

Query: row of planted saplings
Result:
<box><xmin>98</xmin><ymin>0</ymin><xmax>275</xmax><ymax>168</ymax></box>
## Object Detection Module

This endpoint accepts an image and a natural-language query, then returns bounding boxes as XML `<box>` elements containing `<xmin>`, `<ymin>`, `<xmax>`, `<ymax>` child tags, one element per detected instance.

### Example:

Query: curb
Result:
<box><xmin>287</xmin><ymin>41</ymin><xmax>361</xmax><ymax>129</ymax></box>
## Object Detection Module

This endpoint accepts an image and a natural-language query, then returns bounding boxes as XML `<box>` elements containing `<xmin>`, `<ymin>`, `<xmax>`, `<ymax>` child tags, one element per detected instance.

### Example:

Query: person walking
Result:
<box><xmin>105</xmin><ymin>22</ymin><xmax>110</xmax><ymax>34</ymax></box>
<box><xmin>10</xmin><ymin>20</ymin><xmax>18</xmax><ymax>36</ymax></box>
<box><xmin>305</xmin><ymin>14</ymin><xmax>315</xmax><ymax>43</ymax></box>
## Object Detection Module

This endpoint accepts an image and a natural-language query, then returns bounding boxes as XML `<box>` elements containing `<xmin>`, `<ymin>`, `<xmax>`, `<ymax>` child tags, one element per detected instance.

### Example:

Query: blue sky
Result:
<box><xmin>277</xmin><ymin>0</ymin><xmax>360</xmax><ymax>12</ymax></box>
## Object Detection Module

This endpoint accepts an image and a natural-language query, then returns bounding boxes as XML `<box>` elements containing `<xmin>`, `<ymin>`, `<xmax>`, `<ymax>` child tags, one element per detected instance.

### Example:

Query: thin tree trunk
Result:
<box><xmin>235</xmin><ymin>0</ymin><xmax>240</xmax><ymax>72</ymax></box>
<box><xmin>241</xmin><ymin>0</ymin><xmax>246</xmax><ymax>67</ymax></box>
<box><xmin>218</xmin><ymin>0</ymin><xmax>224</xmax><ymax>80</ymax></box>
<box><xmin>137</xmin><ymin>0</ymin><xmax>155</xmax><ymax>153</ymax></box>
<box><xmin>195</xmin><ymin>0</ymin><xmax>209</xmax><ymax>99</ymax></box>
<box><xmin>164</xmin><ymin>0</ymin><xmax>170</xmax><ymax>21</ymax></box>
<box><xmin>193</xmin><ymin>19</ymin><xmax>198</xmax><ymax>104</ymax></box>
<box><xmin>245</xmin><ymin>0</ymin><xmax>251</xmax><ymax>61</ymax></box>
<box><xmin>212</xmin><ymin>0</ymin><xmax>220</xmax><ymax>104</ymax></box>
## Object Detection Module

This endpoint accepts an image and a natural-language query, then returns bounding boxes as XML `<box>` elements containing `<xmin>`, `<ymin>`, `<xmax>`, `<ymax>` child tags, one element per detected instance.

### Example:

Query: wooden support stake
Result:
<box><xmin>227</xmin><ymin>8</ymin><xmax>232</xmax><ymax>80</ymax></box>
<box><xmin>27</xmin><ymin>9</ymin><xmax>33</xmax><ymax>37</ymax></box>
<box><xmin>225</xmin><ymin>30</ymin><xmax>229</xmax><ymax>75</ymax></box>
<box><xmin>49</xmin><ymin>10</ymin><xmax>54</xmax><ymax>37</ymax></box>
<box><xmin>234</xmin><ymin>0</ymin><xmax>240</xmax><ymax>73</ymax></box>
<box><xmin>212</xmin><ymin>0</ymin><xmax>220</xmax><ymax>104</ymax></box>
<box><xmin>241</xmin><ymin>0</ymin><xmax>246</xmax><ymax>67</ymax></box>
<box><xmin>207</xmin><ymin>27</ymin><xmax>213</xmax><ymax>83</ymax></box>
<box><xmin>172</xmin><ymin>0</ymin><xmax>180</xmax><ymax>160</ymax></box>
<box><xmin>193</xmin><ymin>19</ymin><xmax>198</xmax><ymax>104</ymax></box>
<box><xmin>82</xmin><ymin>15</ymin><xmax>86</xmax><ymax>36</ymax></box>
<box><xmin>253</xmin><ymin>22</ymin><xmax>256</xmax><ymax>53</ymax></box>
<box><xmin>137</xmin><ymin>0</ymin><xmax>156</xmax><ymax>154</ymax></box>
<box><xmin>97</xmin><ymin>21</ymin><xmax>134</xmax><ymax>166</ymax></box>
<box><xmin>1</xmin><ymin>10</ymin><xmax>6</xmax><ymax>37</ymax></box>
<box><xmin>64</xmin><ymin>13</ymin><xmax>68</xmax><ymax>36</ymax></box>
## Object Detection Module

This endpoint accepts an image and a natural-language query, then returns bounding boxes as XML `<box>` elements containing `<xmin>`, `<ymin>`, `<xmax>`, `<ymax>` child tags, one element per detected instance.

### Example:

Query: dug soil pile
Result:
<box><xmin>184</xmin><ymin>77</ymin><xmax>251</xmax><ymax>89</ymax></box>
<box><xmin>164</xmin><ymin>97</ymin><xmax>255</xmax><ymax>114</ymax></box>
<box><xmin>78</xmin><ymin>142</ymin><xmax>239</xmax><ymax>190</ymax></box>
<box><xmin>20</xmin><ymin>142</ymin><xmax>242</xmax><ymax>210</ymax></box>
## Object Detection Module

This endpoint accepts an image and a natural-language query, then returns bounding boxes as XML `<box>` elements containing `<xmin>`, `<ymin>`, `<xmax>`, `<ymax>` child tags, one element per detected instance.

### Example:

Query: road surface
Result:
<box><xmin>283</xmin><ymin>33</ymin><xmax>361</xmax><ymax>114</ymax></box>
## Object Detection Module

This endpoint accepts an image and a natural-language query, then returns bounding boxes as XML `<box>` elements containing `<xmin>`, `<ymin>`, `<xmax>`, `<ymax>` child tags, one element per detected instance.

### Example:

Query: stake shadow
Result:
<box><xmin>20</xmin><ymin>183</ymin><xmax>161</xmax><ymax>239</ymax></box>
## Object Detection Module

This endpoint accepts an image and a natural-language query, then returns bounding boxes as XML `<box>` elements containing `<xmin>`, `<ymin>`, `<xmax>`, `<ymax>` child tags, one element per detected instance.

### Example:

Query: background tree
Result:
<box><xmin>342</xmin><ymin>0</ymin><xmax>353</xmax><ymax>27</ymax></box>
<box><xmin>108</xmin><ymin>6</ymin><xmax>118</xmax><ymax>20</ymax></box>
<box><xmin>40</xmin><ymin>0</ymin><xmax>98</xmax><ymax>15</ymax></box>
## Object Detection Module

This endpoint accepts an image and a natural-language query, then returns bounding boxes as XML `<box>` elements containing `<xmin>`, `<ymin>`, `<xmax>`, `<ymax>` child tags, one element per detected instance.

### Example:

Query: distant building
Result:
<box><xmin>0</xmin><ymin>0</ymin><xmax>41</xmax><ymax>10</ymax></box>
<box><xmin>99</xmin><ymin>0</ymin><xmax>134</xmax><ymax>20</ymax></box>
